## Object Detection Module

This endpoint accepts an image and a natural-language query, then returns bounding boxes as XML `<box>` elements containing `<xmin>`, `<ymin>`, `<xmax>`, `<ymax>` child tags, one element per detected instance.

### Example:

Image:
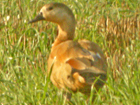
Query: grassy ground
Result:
<box><xmin>0</xmin><ymin>0</ymin><xmax>140</xmax><ymax>104</ymax></box>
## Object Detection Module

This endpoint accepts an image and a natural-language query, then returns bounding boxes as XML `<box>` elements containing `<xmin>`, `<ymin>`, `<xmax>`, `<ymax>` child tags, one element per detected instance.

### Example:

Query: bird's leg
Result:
<box><xmin>63</xmin><ymin>91</ymin><xmax>72</xmax><ymax>101</ymax></box>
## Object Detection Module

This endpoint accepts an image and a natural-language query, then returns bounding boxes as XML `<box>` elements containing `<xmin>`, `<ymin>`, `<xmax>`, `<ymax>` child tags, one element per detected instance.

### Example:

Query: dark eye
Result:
<box><xmin>40</xmin><ymin>12</ymin><xmax>43</xmax><ymax>15</ymax></box>
<box><xmin>47</xmin><ymin>7</ymin><xmax>53</xmax><ymax>10</ymax></box>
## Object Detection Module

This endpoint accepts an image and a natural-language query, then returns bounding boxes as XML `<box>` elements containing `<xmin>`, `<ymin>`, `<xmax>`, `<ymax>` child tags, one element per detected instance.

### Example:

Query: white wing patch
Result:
<box><xmin>96</xmin><ymin>53</ymin><xmax>101</xmax><ymax>59</ymax></box>
<box><xmin>89</xmin><ymin>52</ymin><xmax>102</xmax><ymax>61</ymax></box>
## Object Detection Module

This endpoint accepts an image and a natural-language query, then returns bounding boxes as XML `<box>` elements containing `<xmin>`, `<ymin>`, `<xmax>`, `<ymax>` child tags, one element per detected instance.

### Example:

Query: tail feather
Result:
<box><xmin>66</xmin><ymin>57</ymin><xmax>107</xmax><ymax>87</ymax></box>
<box><xmin>72</xmin><ymin>67</ymin><xmax>106</xmax><ymax>86</ymax></box>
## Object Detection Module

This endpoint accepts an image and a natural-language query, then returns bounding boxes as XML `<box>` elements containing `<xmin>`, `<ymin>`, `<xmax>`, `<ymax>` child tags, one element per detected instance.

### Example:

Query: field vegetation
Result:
<box><xmin>0</xmin><ymin>0</ymin><xmax>140</xmax><ymax>104</ymax></box>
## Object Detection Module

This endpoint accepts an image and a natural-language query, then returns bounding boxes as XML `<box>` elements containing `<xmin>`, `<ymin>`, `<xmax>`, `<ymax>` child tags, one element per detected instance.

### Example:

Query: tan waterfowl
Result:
<box><xmin>29</xmin><ymin>2</ymin><xmax>107</xmax><ymax>99</ymax></box>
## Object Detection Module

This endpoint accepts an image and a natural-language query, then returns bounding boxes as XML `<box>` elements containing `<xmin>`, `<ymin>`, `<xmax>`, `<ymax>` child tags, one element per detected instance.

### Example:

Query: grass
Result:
<box><xmin>0</xmin><ymin>0</ymin><xmax>140</xmax><ymax>104</ymax></box>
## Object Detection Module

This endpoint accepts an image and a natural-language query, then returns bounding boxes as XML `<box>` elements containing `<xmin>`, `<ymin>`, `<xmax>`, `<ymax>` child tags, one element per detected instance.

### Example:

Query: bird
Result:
<box><xmin>29</xmin><ymin>2</ymin><xmax>107</xmax><ymax>100</ymax></box>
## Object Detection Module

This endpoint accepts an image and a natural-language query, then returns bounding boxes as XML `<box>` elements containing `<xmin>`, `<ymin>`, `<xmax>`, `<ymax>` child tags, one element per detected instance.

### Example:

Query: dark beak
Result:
<box><xmin>28</xmin><ymin>13</ymin><xmax>45</xmax><ymax>24</ymax></box>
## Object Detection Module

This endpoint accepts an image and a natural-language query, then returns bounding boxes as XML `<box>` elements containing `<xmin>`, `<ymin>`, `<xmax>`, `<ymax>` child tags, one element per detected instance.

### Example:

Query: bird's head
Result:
<box><xmin>29</xmin><ymin>3</ymin><xmax>75</xmax><ymax>24</ymax></box>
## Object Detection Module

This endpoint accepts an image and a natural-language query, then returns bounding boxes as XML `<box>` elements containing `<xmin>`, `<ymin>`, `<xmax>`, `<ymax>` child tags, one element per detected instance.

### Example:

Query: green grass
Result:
<box><xmin>0</xmin><ymin>0</ymin><xmax>140</xmax><ymax>104</ymax></box>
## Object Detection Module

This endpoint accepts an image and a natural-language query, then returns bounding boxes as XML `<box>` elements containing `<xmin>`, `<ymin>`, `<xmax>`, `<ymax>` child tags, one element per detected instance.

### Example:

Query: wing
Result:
<box><xmin>78</xmin><ymin>39</ymin><xmax>107</xmax><ymax>72</ymax></box>
<box><xmin>47</xmin><ymin>40</ymin><xmax>107</xmax><ymax>94</ymax></box>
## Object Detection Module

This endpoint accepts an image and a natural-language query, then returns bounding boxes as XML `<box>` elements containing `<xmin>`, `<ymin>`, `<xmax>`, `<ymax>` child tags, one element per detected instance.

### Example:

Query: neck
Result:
<box><xmin>52</xmin><ymin>17</ymin><xmax>75</xmax><ymax>47</ymax></box>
